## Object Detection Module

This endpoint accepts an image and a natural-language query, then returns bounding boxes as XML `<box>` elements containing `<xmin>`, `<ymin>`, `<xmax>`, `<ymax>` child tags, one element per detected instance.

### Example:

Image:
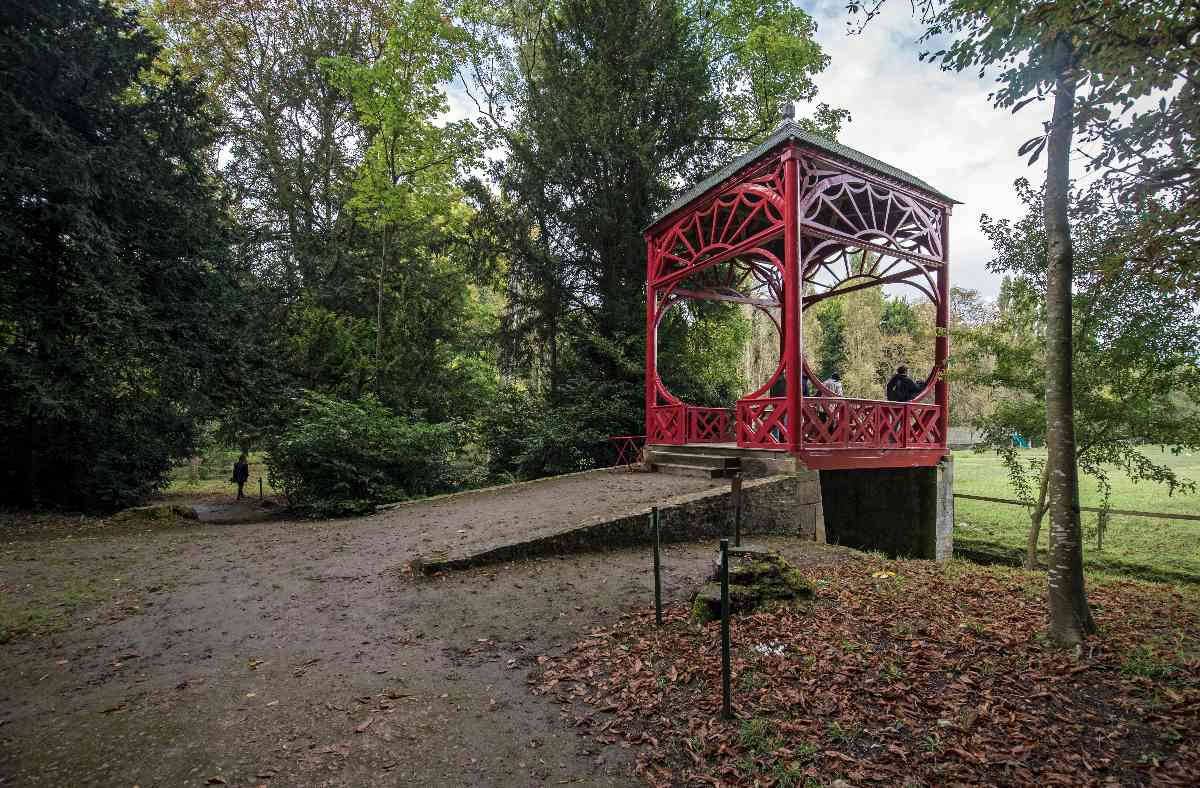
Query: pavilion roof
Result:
<box><xmin>646</xmin><ymin>121</ymin><xmax>960</xmax><ymax>233</ymax></box>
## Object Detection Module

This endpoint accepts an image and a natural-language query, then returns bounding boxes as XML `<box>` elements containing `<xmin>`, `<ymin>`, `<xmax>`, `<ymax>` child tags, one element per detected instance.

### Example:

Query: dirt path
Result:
<box><xmin>0</xmin><ymin>470</ymin><xmax>832</xmax><ymax>786</ymax></box>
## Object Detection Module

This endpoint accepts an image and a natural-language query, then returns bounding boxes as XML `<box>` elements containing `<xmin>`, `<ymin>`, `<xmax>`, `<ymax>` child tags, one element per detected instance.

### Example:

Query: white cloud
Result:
<box><xmin>802</xmin><ymin>1</ymin><xmax>1047</xmax><ymax>297</ymax></box>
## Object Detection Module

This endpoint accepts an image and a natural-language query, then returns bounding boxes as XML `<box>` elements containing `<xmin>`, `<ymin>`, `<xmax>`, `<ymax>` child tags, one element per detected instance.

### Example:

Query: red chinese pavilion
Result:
<box><xmin>642</xmin><ymin>121</ymin><xmax>958</xmax><ymax>471</ymax></box>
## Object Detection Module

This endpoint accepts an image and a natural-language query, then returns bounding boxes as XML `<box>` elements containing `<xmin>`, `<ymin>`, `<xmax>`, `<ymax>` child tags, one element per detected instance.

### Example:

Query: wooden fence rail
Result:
<box><xmin>953</xmin><ymin>493</ymin><xmax>1200</xmax><ymax>523</ymax></box>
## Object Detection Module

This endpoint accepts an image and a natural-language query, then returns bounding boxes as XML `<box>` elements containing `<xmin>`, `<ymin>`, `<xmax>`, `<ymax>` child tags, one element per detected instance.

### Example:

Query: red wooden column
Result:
<box><xmin>782</xmin><ymin>148</ymin><xmax>802</xmax><ymax>453</ymax></box>
<box><xmin>935</xmin><ymin>208</ymin><xmax>951</xmax><ymax>445</ymax></box>
<box><xmin>645</xmin><ymin>238</ymin><xmax>656</xmax><ymax>441</ymax></box>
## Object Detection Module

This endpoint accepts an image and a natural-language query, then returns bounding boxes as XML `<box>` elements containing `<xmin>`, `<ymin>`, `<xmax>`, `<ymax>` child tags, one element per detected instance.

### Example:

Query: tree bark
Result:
<box><xmin>1043</xmin><ymin>35</ymin><xmax>1096</xmax><ymax>646</ymax></box>
<box><xmin>1025</xmin><ymin>464</ymin><xmax>1050</xmax><ymax>570</ymax></box>
<box><xmin>376</xmin><ymin>222</ymin><xmax>387</xmax><ymax>376</ymax></box>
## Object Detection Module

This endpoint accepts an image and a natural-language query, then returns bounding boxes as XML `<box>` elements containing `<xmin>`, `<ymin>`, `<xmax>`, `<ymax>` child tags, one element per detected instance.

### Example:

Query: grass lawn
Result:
<box><xmin>953</xmin><ymin>448</ymin><xmax>1200</xmax><ymax>583</ymax></box>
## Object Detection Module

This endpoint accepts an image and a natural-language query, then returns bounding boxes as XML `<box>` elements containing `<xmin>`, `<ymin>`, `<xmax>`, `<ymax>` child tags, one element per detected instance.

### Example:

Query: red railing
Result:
<box><xmin>736</xmin><ymin>397</ymin><xmax>790</xmax><ymax>448</ymax></box>
<box><xmin>608</xmin><ymin>435</ymin><xmax>646</xmax><ymax>469</ymax></box>
<box><xmin>651</xmin><ymin>397</ymin><xmax>944</xmax><ymax>451</ymax></box>
<box><xmin>650</xmin><ymin>404</ymin><xmax>735</xmax><ymax>444</ymax></box>
<box><xmin>649</xmin><ymin>404</ymin><xmax>685</xmax><ymax>443</ymax></box>
<box><xmin>905</xmin><ymin>402</ymin><xmax>943</xmax><ymax>447</ymax></box>
<box><xmin>799</xmin><ymin>397</ymin><xmax>943</xmax><ymax>449</ymax></box>
<box><xmin>687</xmin><ymin>406</ymin><xmax>735</xmax><ymax>443</ymax></box>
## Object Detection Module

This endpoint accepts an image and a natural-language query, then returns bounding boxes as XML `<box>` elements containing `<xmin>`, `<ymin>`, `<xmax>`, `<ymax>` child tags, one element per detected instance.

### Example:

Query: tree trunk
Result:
<box><xmin>376</xmin><ymin>222</ymin><xmax>387</xmax><ymax>378</ymax></box>
<box><xmin>1025</xmin><ymin>464</ymin><xmax>1050</xmax><ymax>570</ymax></box>
<box><xmin>1043</xmin><ymin>36</ymin><xmax>1096</xmax><ymax>647</ymax></box>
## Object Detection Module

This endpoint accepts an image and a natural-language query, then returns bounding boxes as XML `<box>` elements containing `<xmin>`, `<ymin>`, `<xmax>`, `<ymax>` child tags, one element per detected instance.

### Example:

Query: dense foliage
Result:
<box><xmin>0</xmin><ymin>0</ymin><xmax>243</xmax><ymax>510</ymax></box>
<box><xmin>267</xmin><ymin>392</ymin><xmax>466</xmax><ymax>515</ymax></box>
<box><xmin>459</xmin><ymin>0</ymin><xmax>846</xmax><ymax>466</ymax></box>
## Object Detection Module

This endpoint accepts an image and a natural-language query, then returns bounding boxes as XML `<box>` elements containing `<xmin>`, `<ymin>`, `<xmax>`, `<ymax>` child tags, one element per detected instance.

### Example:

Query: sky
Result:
<box><xmin>803</xmin><ymin>0</ymin><xmax>1043</xmax><ymax>297</ymax></box>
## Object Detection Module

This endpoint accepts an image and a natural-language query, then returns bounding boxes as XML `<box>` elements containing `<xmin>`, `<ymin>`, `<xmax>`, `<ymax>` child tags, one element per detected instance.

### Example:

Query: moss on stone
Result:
<box><xmin>690</xmin><ymin>549</ymin><xmax>813</xmax><ymax>624</ymax></box>
<box><xmin>109</xmin><ymin>504</ymin><xmax>197</xmax><ymax>527</ymax></box>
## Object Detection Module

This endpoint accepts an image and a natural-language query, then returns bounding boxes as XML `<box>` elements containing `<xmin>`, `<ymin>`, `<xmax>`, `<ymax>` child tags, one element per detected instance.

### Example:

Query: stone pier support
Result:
<box><xmin>817</xmin><ymin>455</ymin><xmax>954</xmax><ymax>560</ymax></box>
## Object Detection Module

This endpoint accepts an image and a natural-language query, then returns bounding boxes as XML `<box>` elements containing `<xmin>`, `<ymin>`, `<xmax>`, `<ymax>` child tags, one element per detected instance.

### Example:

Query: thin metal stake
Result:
<box><xmin>652</xmin><ymin>507</ymin><xmax>662</xmax><ymax>626</ymax></box>
<box><xmin>259</xmin><ymin>477</ymin><xmax>263</xmax><ymax>499</ymax></box>
<box><xmin>720</xmin><ymin>538</ymin><xmax>733</xmax><ymax>720</ymax></box>
<box><xmin>732</xmin><ymin>475</ymin><xmax>743</xmax><ymax>547</ymax></box>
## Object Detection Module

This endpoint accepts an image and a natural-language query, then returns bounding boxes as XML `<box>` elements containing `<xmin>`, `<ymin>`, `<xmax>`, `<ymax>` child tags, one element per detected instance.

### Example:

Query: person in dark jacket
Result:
<box><xmin>231</xmin><ymin>452</ymin><xmax>250</xmax><ymax>500</ymax></box>
<box><xmin>885</xmin><ymin>365</ymin><xmax>920</xmax><ymax>402</ymax></box>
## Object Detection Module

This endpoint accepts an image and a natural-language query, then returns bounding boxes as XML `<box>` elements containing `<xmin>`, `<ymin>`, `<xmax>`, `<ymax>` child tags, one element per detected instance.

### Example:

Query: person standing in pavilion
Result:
<box><xmin>886</xmin><ymin>365</ymin><xmax>919</xmax><ymax>402</ymax></box>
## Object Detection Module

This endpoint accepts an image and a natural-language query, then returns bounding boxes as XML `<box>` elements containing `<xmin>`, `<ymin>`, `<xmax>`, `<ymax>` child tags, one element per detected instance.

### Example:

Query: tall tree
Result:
<box><xmin>155</xmin><ymin>0</ymin><xmax>502</xmax><ymax>434</ymax></box>
<box><xmin>850</xmin><ymin>0</ymin><xmax>1200</xmax><ymax>645</ymax></box>
<box><xmin>814</xmin><ymin>300</ymin><xmax>849</xmax><ymax>381</ymax></box>
<box><xmin>0</xmin><ymin>0</ymin><xmax>242</xmax><ymax>510</ymax></box>
<box><xmin>324</xmin><ymin>0</ymin><xmax>488</xmax><ymax>394</ymax></box>
<box><xmin>1041</xmin><ymin>32</ymin><xmax>1092</xmax><ymax>639</ymax></box>
<box><xmin>463</xmin><ymin>0</ymin><xmax>845</xmax><ymax>465</ymax></box>
<box><xmin>154</xmin><ymin>0</ymin><xmax>386</xmax><ymax>298</ymax></box>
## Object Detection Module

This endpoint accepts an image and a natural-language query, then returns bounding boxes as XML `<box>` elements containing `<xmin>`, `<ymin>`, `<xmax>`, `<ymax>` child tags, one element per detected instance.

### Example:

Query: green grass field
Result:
<box><xmin>953</xmin><ymin>448</ymin><xmax>1200</xmax><ymax>583</ymax></box>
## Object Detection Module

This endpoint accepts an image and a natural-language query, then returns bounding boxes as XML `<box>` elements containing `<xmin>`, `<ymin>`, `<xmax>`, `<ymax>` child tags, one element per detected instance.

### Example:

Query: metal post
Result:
<box><xmin>652</xmin><ymin>507</ymin><xmax>662</xmax><ymax>626</ymax></box>
<box><xmin>732</xmin><ymin>475</ymin><xmax>743</xmax><ymax>547</ymax></box>
<box><xmin>719</xmin><ymin>538</ymin><xmax>733</xmax><ymax>720</ymax></box>
<box><xmin>259</xmin><ymin>477</ymin><xmax>263</xmax><ymax>499</ymax></box>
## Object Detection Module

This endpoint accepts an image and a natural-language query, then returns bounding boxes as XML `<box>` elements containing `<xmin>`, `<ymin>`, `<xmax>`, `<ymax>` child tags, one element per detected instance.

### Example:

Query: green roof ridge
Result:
<box><xmin>646</xmin><ymin>121</ymin><xmax>959</xmax><ymax>233</ymax></box>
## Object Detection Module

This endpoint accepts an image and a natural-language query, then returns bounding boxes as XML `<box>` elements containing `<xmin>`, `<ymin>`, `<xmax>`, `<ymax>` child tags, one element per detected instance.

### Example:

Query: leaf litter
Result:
<box><xmin>531</xmin><ymin>557</ymin><xmax>1199</xmax><ymax>786</ymax></box>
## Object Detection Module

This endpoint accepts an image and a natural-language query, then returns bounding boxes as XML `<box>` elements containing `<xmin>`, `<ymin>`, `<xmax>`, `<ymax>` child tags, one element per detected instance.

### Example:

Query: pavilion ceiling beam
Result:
<box><xmin>801</xmin><ymin>225</ymin><xmax>945</xmax><ymax>269</ymax></box>
<box><xmin>672</xmin><ymin>288</ymin><xmax>780</xmax><ymax>308</ymax></box>
<box><xmin>802</xmin><ymin>267</ymin><xmax>930</xmax><ymax>306</ymax></box>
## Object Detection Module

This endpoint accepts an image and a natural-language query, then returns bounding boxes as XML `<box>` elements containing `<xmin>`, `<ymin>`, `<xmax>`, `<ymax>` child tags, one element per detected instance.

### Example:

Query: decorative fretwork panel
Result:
<box><xmin>736</xmin><ymin>397</ymin><xmax>790</xmax><ymax>448</ymax></box>
<box><xmin>797</xmin><ymin>157</ymin><xmax>944</xmax><ymax>264</ymax></box>
<box><xmin>649</xmin><ymin>404</ymin><xmax>685</xmax><ymax>444</ymax></box>
<box><xmin>687</xmin><ymin>407</ymin><xmax>734</xmax><ymax>443</ymax></box>
<box><xmin>877</xmin><ymin>404</ymin><xmax>907</xmax><ymax>447</ymax></box>
<box><xmin>800</xmin><ymin>400</ymin><xmax>844</xmax><ymax>445</ymax></box>
<box><xmin>845</xmin><ymin>401</ymin><xmax>879</xmax><ymax>445</ymax></box>
<box><xmin>652</xmin><ymin>161</ymin><xmax>786</xmax><ymax>284</ymax></box>
<box><xmin>906</xmin><ymin>403</ymin><xmax>943</xmax><ymax>446</ymax></box>
<box><xmin>802</xmin><ymin>242</ymin><xmax>938</xmax><ymax>303</ymax></box>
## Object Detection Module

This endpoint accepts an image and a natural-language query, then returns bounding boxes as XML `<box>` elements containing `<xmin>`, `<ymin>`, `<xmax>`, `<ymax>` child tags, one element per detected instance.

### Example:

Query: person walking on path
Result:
<box><xmin>231</xmin><ymin>453</ymin><xmax>250</xmax><ymax>500</ymax></box>
<box><xmin>886</xmin><ymin>365</ymin><xmax>919</xmax><ymax>402</ymax></box>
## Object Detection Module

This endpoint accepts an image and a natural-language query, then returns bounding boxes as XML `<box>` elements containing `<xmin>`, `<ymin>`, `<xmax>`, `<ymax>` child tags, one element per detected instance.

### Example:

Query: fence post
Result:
<box><xmin>720</xmin><ymin>538</ymin><xmax>733</xmax><ymax>720</ymax></box>
<box><xmin>259</xmin><ymin>477</ymin><xmax>263</xmax><ymax>499</ymax></box>
<box><xmin>1097</xmin><ymin>510</ymin><xmax>1108</xmax><ymax>552</ymax></box>
<box><xmin>652</xmin><ymin>507</ymin><xmax>662</xmax><ymax>626</ymax></box>
<box><xmin>731</xmin><ymin>474</ymin><xmax>743</xmax><ymax>547</ymax></box>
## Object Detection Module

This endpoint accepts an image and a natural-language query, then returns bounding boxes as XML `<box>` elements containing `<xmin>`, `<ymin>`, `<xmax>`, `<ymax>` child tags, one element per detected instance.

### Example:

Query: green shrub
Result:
<box><xmin>479</xmin><ymin>378</ymin><xmax>641</xmax><ymax>480</ymax></box>
<box><xmin>267</xmin><ymin>393</ymin><xmax>464</xmax><ymax>515</ymax></box>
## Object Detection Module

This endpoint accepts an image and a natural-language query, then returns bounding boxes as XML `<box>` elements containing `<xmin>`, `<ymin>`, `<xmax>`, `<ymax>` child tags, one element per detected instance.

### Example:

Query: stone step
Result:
<box><xmin>645</xmin><ymin>443</ymin><xmax>788</xmax><ymax>459</ymax></box>
<box><xmin>649</xmin><ymin>462</ymin><xmax>732</xmax><ymax>479</ymax></box>
<box><xmin>644</xmin><ymin>451</ymin><xmax>741</xmax><ymax>469</ymax></box>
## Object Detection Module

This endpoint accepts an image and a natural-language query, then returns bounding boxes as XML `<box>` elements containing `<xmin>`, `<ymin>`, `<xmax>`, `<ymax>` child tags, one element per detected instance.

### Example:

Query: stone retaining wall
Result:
<box><xmin>416</xmin><ymin>471</ymin><xmax>824</xmax><ymax>574</ymax></box>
